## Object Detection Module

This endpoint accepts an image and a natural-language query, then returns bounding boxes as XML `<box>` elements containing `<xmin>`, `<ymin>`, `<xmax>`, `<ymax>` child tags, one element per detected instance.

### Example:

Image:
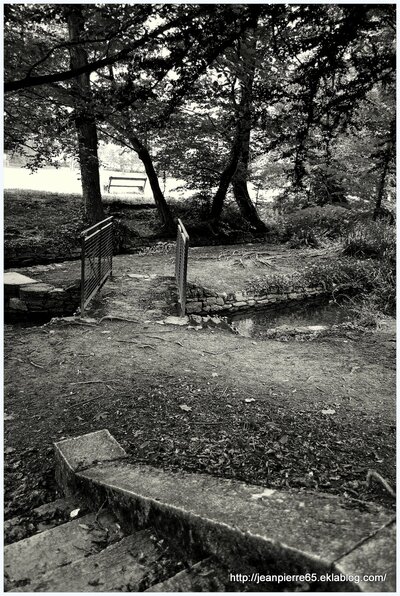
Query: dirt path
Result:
<box><xmin>4</xmin><ymin>248</ymin><xmax>395</xmax><ymax>519</ymax></box>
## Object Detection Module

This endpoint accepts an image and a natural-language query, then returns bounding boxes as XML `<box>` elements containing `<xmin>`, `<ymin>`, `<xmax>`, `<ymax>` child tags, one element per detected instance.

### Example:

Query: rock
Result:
<box><xmin>185</xmin><ymin>302</ymin><xmax>203</xmax><ymax>314</ymax></box>
<box><xmin>127</xmin><ymin>274</ymin><xmax>149</xmax><ymax>279</ymax></box>
<box><xmin>210</xmin><ymin>305</ymin><xmax>223</xmax><ymax>312</ymax></box>
<box><xmin>203</xmin><ymin>287</ymin><xmax>217</xmax><ymax>298</ymax></box>
<box><xmin>233</xmin><ymin>301</ymin><xmax>248</xmax><ymax>307</ymax></box>
<box><xmin>163</xmin><ymin>316</ymin><xmax>189</xmax><ymax>326</ymax></box>
<box><xmin>215</xmin><ymin>297</ymin><xmax>225</xmax><ymax>306</ymax></box>
<box><xmin>8</xmin><ymin>297</ymin><xmax>28</xmax><ymax>312</ymax></box>
<box><xmin>189</xmin><ymin>315</ymin><xmax>203</xmax><ymax>326</ymax></box>
<box><xmin>206</xmin><ymin>297</ymin><xmax>217</xmax><ymax>305</ymax></box>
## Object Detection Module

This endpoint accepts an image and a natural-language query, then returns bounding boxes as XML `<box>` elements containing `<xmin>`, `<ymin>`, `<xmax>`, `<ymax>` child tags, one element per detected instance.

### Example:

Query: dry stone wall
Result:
<box><xmin>185</xmin><ymin>282</ymin><xmax>328</xmax><ymax>315</ymax></box>
<box><xmin>5</xmin><ymin>281</ymin><xmax>81</xmax><ymax>319</ymax></box>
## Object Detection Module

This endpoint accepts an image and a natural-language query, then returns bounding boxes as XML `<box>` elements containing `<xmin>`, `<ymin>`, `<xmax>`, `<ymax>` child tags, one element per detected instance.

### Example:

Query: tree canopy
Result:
<box><xmin>4</xmin><ymin>4</ymin><xmax>395</xmax><ymax>225</ymax></box>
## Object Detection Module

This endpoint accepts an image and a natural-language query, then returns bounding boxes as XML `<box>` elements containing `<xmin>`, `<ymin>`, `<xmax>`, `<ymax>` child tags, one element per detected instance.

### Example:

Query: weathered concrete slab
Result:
<box><xmin>55</xmin><ymin>429</ymin><xmax>128</xmax><ymax>472</ymax></box>
<box><xmin>4</xmin><ymin>511</ymin><xmax>121</xmax><ymax>589</ymax></box>
<box><xmin>15</xmin><ymin>530</ymin><xmax>162</xmax><ymax>592</ymax></box>
<box><xmin>4</xmin><ymin>271</ymin><xmax>39</xmax><ymax>297</ymax></box>
<box><xmin>54</xmin><ymin>431</ymin><xmax>396</xmax><ymax>592</ymax></box>
<box><xmin>145</xmin><ymin>557</ymin><xmax>228</xmax><ymax>592</ymax></box>
<box><xmin>335</xmin><ymin>521</ymin><xmax>396</xmax><ymax>592</ymax></box>
<box><xmin>5</xmin><ymin>498</ymin><xmax>80</xmax><ymax>544</ymax></box>
<box><xmin>78</xmin><ymin>463</ymin><xmax>393</xmax><ymax>572</ymax></box>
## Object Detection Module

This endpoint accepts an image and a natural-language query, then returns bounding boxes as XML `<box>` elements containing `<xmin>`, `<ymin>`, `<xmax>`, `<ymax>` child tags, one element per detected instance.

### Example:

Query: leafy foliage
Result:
<box><xmin>343</xmin><ymin>220</ymin><xmax>395</xmax><ymax>260</ymax></box>
<box><xmin>283</xmin><ymin>205</ymin><xmax>356</xmax><ymax>247</ymax></box>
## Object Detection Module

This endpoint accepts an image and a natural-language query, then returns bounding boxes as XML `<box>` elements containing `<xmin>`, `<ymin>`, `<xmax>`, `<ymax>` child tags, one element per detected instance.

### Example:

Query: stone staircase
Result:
<box><xmin>4</xmin><ymin>430</ymin><xmax>396</xmax><ymax>593</ymax></box>
<box><xmin>4</xmin><ymin>500</ymin><xmax>228</xmax><ymax>592</ymax></box>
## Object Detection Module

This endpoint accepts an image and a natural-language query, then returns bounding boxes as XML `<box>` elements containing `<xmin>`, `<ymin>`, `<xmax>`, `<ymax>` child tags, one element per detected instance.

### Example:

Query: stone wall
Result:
<box><xmin>5</xmin><ymin>281</ymin><xmax>81</xmax><ymax>320</ymax></box>
<box><xmin>185</xmin><ymin>282</ymin><xmax>329</xmax><ymax>315</ymax></box>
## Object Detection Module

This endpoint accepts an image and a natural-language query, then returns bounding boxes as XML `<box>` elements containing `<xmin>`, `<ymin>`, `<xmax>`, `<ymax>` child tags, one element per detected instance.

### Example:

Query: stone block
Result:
<box><xmin>4</xmin><ymin>272</ymin><xmax>40</xmax><ymax>298</ymax></box>
<box><xmin>189</xmin><ymin>315</ymin><xmax>203</xmax><ymax>326</ymax></box>
<box><xmin>210</xmin><ymin>305</ymin><xmax>223</xmax><ymax>312</ymax></box>
<box><xmin>163</xmin><ymin>316</ymin><xmax>189</xmax><ymax>325</ymax></box>
<box><xmin>233</xmin><ymin>301</ymin><xmax>247</xmax><ymax>307</ymax></box>
<box><xmin>185</xmin><ymin>302</ymin><xmax>203</xmax><ymax>314</ymax></box>
<box><xmin>206</xmin><ymin>297</ymin><xmax>217</xmax><ymax>305</ymax></box>
<box><xmin>215</xmin><ymin>297</ymin><xmax>225</xmax><ymax>306</ymax></box>
<box><xmin>19</xmin><ymin>283</ymin><xmax>56</xmax><ymax>300</ymax></box>
<box><xmin>7</xmin><ymin>297</ymin><xmax>28</xmax><ymax>312</ymax></box>
<box><xmin>335</xmin><ymin>521</ymin><xmax>396</xmax><ymax>592</ymax></box>
<box><xmin>203</xmin><ymin>287</ymin><xmax>217</xmax><ymax>298</ymax></box>
<box><xmin>54</xmin><ymin>429</ymin><xmax>128</xmax><ymax>473</ymax></box>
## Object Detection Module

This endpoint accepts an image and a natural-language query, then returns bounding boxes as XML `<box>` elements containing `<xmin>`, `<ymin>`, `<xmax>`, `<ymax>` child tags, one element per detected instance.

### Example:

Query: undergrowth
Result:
<box><xmin>247</xmin><ymin>257</ymin><xmax>395</xmax><ymax>317</ymax></box>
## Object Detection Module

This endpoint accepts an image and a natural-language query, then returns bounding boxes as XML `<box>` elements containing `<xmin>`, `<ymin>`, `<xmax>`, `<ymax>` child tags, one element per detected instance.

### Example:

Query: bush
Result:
<box><xmin>284</xmin><ymin>205</ymin><xmax>356</xmax><ymax>247</ymax></box>
<box><xmin>343</xmin><ymin>220</ymin><xmax>395</xmax><ymax>261</ymax></box>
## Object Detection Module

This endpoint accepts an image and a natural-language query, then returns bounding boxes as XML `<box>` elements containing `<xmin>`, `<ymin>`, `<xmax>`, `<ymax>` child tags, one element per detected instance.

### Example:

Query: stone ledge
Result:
<box><xmin>54</xmin><ymin>430</ymin><xmax>395</xmax><ymax>592</ymax></box>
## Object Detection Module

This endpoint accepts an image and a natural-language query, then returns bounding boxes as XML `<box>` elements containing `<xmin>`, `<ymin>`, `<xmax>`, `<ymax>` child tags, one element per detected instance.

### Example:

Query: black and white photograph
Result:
<box><xmin>3</xmin><ymin>2</ymin><xmax>396</xmax><ymax>592</ymax></box>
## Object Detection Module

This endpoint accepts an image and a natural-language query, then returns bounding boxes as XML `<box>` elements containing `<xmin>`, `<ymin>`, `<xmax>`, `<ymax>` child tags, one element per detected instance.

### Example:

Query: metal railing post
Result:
<box><xmin>80</xmin><ymin>234</ymin><xmax>86</xmax><ymax>317</ymax></box>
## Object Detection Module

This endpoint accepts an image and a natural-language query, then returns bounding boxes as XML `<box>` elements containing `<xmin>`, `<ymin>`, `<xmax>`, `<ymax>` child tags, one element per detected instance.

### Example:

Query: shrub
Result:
<box><xmin>284</xmin><ymin>205</ymin><xmax>359</xmax><ymax>248</ymax></box>
<box><xmin>343</xmin><ymin>220</ymin><xmax>395</xmax><ymax>261</ymax></box>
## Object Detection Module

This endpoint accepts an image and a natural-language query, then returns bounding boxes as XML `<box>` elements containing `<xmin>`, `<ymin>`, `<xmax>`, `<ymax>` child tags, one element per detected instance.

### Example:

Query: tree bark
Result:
<box><xmin>209</xmin><ymin>10</ymin><xmax>265</xmax><ymax>230</ymax></box>
<box><xmin>209</xmin><ymin>145</ymin><xmax>241</xmax><ymax>220</ymax></box>
<box><xmin>231</xmin><ymin>21</ymin><xmax>266</xmax><ymax>231</ymax></box>
<box><xmin>124</xmin><ymin>133</ymin><xmax>174</xmax><ymax>230</ymax></box>
<box><xmin>373</xmin><ymin>119</ymin><xmax>395</xmax><ymax>221</ymax></box>
<box><xmin>67</xmin><ymin>6</ymin><xmax>104</xmax><ymax>224</ymax></box>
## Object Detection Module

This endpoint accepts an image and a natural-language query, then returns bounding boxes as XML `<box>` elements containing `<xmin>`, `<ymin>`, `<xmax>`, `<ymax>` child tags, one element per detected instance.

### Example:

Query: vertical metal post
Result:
<box><xmin>98</xmin><ymin>222</ymin><xmax>102</xmax><ymax>287</ymax></box>
<box><xmin>181</xmin><ymin>235</ymin><xmax>189</xmax><ymax>316</ymax></box>
<box><xmin>80</xmin><ymin>234</ymin><xmax>86</xmax><ymax>317</ymax></box>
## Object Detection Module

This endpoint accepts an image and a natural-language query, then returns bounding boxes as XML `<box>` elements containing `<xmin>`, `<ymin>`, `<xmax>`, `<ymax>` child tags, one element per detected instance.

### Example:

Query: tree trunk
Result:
<box><xmin>209</xmin><ymin>146</ymin><xmax>241</xmax><ymax>220</ymax></box>
<box><xmin>373</xmin><ymin>119</ymin><xmax>395</xmax><ymax>221</ymax></box>
<box><xmin>232</xmin><ymin>177</ymin><xmax>266</xmax><ymax>230</ymax></box>
<box><xmin>125</xmin><ymin>132</ymin><xmax>174</xmax><ymax>230</ymax></box>
<box><xmin>67</xmin><ymin>6</ymin><xmax>104</xmax><ymax>224</ymax></box>
<box><xmin>209</xmin><ymin>11</ymin><xmax>265</xmax><ymax>230</ymax></box>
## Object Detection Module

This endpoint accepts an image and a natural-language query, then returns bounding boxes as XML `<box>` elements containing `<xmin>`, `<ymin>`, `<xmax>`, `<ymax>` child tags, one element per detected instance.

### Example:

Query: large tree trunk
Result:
<box><xmin>108</xmin><ymin>112</ymin><xmax>174</xmax><ymax>231</ymax></box>
<box><xmin>209</xmin><ymin>10</ymin><xmax>265</xmax><ymax>229</ymax></box>
<box><xmin>67</xmin><ymin>6</ymin><xmax>104</xmax><ymax>224</ymax></box>
<box><xmin>125</xmin><ymin>132</ymin><xmax>174</xmax><ymax>230</ymax></box>
<box><xmin>209</xmin><ymin>146</ymin><xmax>241</xmax><ymax>221</ymax></box>
<box><xmin>231</xmin><ymin>21</ymin><xmax>266</xmax><ymax>231</ymax></box>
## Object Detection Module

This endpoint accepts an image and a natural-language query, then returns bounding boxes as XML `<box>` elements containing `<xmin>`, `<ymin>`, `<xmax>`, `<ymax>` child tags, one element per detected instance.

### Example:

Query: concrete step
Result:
<box><xmin>145</xmin><ymin>557</ymin><xmax>232</xmax><ymax>592</ymax></box>
<box><xmin>54</xmin><ymin>430</ymin><xmax>397</xmax><ymax>592</ymax></box>
<box><xmin>4</xmin><ymin>510</ymin><xmax>123</xmax><ymax>591</ymax></box>
<box><xmin>12</xmin><ymin>529</ymin><xmax>182</xmax><ymax>592</ymax></box>
<box><xmin>5</xmin><ymin>498</ymin><xmax>82</xmax><ymax>545</ymax></box>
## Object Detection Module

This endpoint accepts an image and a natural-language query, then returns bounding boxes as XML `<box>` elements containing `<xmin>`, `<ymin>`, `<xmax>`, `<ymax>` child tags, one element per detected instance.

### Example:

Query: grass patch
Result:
<box><xmin>247</xmin><ymin>257</ymin><xmax>395</xmax><ymax>318</ymax></box>
<box><xmin>283</xmin><ymin>205</ymin><xmax>357</xmax><ymax>248</ymax></box>
<box><xmin>343</xmin><ymin>220</ymin><xmax>395</xmax><ymax>260</ymax></box>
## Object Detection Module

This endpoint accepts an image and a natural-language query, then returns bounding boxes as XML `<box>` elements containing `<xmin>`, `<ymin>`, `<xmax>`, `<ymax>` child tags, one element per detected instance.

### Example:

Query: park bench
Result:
<box><xmin>106</xmin><ymin>175</ymin><xmax>147</xmax><ymax>193</ymax></box>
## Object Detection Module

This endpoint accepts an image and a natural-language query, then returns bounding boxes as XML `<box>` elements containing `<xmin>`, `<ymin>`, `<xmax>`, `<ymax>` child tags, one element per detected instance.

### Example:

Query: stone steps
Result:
<box><xmin>5</xmin><ymin>504</ymin><xmax>214</xmax><ymax>592</ymax></box>
<box><xmin>5</xmin><ymin>497</ymin><xmax>82</xmax><ymax>545</ymax></box>
<box><xmin>4</xmin><ymin>430</ymin><xmax>396</xmax><ymax>592</ymax></box>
